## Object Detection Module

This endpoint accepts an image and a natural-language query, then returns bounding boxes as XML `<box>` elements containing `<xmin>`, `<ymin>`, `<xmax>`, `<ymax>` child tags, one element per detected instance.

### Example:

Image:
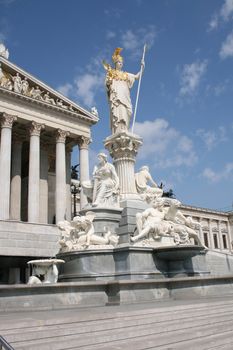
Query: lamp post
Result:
<box><xmin>70</xmin><ymin>164</ymin><xmax>80</xmax><ymax>218</ymax></box>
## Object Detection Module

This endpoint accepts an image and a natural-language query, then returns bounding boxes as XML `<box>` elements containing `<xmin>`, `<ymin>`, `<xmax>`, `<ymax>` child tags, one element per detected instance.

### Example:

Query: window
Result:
<box><xmin>213</xmin><ymin>234</ymin><xmax>219</xmax><ymax>249</ymax></box>
<box><xmin>222</xmin><ymin>235</ymin><xmax>228</xmax><ymax>249</ymax></box>
<box><xmin>204</xmin><ymin>232</ymin><xmax>209</xmax><ymax>247</ymax></box>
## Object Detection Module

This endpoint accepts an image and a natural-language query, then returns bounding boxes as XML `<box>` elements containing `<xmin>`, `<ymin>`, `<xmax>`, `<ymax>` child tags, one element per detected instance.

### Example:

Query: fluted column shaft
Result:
<box><xmin>39</xmin><ymin>143</ymin><xmax>49</xmax><ymax>223</ymax></box>
<box><xmin>10</xmin><ymin>136</ymin><xmax>23</xmax><ymax>220</ymax></box>
<box><xmin>66</xmin><ymin>147</ymin><xmax>72</xmax><ymax>221</ymax></box>
<box><xmin>28</xmin><ymin>122</ymin><xmax>44</xmax><ymax>223</ymax></box>
<box><xmin>0</xmin><ymin>113</ymin><xmax>17</xmax><ymax>220</ymax></box>
<box><xmin>56</xmin><ymin>129</ymin><xmax>69</xmax><ymax>223</ymax></box>
<box><xmin>79</xmin><ymin>136</ymin><xmax>91</xmax><ymax>209</ymax></box>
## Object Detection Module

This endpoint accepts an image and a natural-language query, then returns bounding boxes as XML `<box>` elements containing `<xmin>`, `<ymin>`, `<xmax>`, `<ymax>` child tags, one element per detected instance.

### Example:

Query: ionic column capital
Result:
<box><xmin>77</xmin><ymin>136</ymin><xmax>92</xmax><ymax>150</ymax></box>
<box><xmin>0</xmin><ymin>113</ymin><xmax>17</xmax><ymax>129</ymax></box>
<box><xmin>29</xmin><ymin>121</ymin><xmax>45</xmax><ymax>136</ymax></box>
<box><xmin>56</xmin><ymin>129</ymin><xmax>70</xmax><ymax>143</ymax></box>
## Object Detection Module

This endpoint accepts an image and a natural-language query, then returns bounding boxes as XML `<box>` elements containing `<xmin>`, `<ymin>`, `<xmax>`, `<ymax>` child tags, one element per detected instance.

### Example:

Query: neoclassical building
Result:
<box><xmin>0</xmin><ymin>52</ymin><xmax>97</xmax><ymax>283</ymax></box>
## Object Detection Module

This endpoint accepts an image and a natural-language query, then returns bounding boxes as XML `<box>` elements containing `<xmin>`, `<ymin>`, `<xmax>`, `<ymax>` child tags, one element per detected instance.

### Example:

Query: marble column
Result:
<box><xmin>55</xmin><ymin>129</ymin><xmax>70</xmax><ymax>223</ymax></box>
<box><xmin>66</xmin><ymin>146</ymin><xmax>72</xmax><ymax>221</ymax></box>
<box><xmin>218</xmin><ymin>220</ymin><xmax>224</xmax><ymax>251</ymax></box>
<box><xmin>104</xmin><ymin>131</ymin><xmax>142</xmax><ymax>200</ymax></box>
<box><xmin>10</xmin><ymin>134</ymin><xmax>23</xmax><ymax>220</ymax></box>
<box><xmin>28</xmin><ymin>121</ymin><xmax>44</xmax><ymax>223</ymax></box>
<box><xmin>78</xmin><ymin>136</ymin><xmax>91</xmax><ymax>209</ymax></box>
<box><xmin>0</xmin><ymin>113</ymin><xmax>17</xmax><ymax>220</ymax></box>
<box><xmin>227</xmin><ymin>217</ymin><xmax>233</xmax><ymax>252</ymax></box>
<box><xmin>39</xmin><ymin>142</ymin><xmax>49</xmax><ymax>223</ymax></box>
<box><xmin>209</xmin><ymin>219</ymin><xmax>215</xmax><ymax>250</ymax></box>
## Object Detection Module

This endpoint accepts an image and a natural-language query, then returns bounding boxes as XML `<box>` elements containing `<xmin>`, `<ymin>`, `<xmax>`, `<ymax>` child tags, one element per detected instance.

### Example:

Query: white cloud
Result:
<box><xmin>74</xmin><ymin>73</ymin><xmax>104</xmax><ymax>107</ymax></box>
<box><xmin>56</xmin><ymin>50</ymin><xmax>106</xmax><ymax>108</ymax></box>
<box><xmin>220</xmin><ymin>0</ymin><xmax>233</xmax><ymax>21</ymax></box>
<box><xmin>134</xmin><ymin>118</ymin><xmax>197</xmax><ymax>169</ymax></box>
<box><xmin>208</xmin><ymin>0</ymin><xmax>233</xmax><ymax>32</ymax></box>
<box><xmin>57</xmin><ymin>83</ymin><xmax>72</xmax><ymax>97</ymax></box>
<box><xmin>179</xmin><ymin>60</ymin><xmax>208</xmax><ymax>97</ymax></box>
<box><xmin>0</xmin><ymin>33</ymin><xmax>5</xmax><ymax>43</ymax></box>
<box><xmin>220</xmin><ymin>31</ymin><xmax>233</xmax><ymax>59</ymax></box>
<box><xmin>196</xmin><ymin>127</ymin><xmax>227</xmax><ymax>151</ymax></box>
<box><xmin>203</xmin><ymin>163</ymin><xmax>233</xmax><ymax>183</ymax></box>
<box><xmin>106</xmin><ymin>31</ymin><xmax>116</xmax><ymax>40</ymax></box>
<box><xmin>208</xmin><ymin>14</ymin><xmax>219</xmax><ymax>31</ymax></box>
<box><xmin>121</xmin><ymin>25</ymin><xmax>156</xmax><ymax>59</ymax></box>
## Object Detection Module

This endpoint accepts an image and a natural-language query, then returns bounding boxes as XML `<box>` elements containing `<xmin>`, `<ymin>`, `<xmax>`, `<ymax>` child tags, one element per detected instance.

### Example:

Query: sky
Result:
<box><xmin>0</xmin><ymin>0</ymin><xmax>233</xmax><ymax>211</ymax></box>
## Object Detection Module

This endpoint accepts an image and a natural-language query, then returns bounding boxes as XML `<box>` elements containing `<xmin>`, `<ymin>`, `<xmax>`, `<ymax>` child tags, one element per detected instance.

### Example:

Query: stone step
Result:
<box><xmin>2</xmin><ymin>297</ymin><xmax>233</xmax><ymax>331</ymax></box>
<box><xmin>12</xmin><ymin>313</ymin><xmax>233</xmax><ymax>349</ymax></box>
<box><xmin>4</xmin><ymin>305</ymin><xmax>233</xmax><ymax>343</ymax></box>
<box><xmin>75</xmin><ymin>321</ymin><xmax>233</xmax><ymax>350</ymax></box>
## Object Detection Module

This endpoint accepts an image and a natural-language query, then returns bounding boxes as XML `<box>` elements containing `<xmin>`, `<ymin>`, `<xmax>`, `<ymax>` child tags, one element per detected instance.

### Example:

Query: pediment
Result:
<box><xmin>0</xmin><ymin>56</ymin><xmax>98</xmax><ymax>124</ymax></box>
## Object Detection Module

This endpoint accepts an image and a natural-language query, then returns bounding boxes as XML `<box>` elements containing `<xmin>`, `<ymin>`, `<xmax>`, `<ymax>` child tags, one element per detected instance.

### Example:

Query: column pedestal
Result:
<box><xmin>104</xmin><ymin>131</ymin><xmax>142</xmax><ymax>201</ymax></box>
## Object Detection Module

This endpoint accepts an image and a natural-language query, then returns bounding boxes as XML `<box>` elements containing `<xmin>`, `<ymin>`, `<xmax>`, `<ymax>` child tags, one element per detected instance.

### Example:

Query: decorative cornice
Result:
<box><xmin>0</xmin><ymin>57</ymin><xmax>99</xmax><ymax>125</ymax></box>
<box><xmin>0</xmin><ymin>112</ymin><xmax>17</xmax><ymax>128</ymax></box>
<box><xmin>56</xmin><ymin>129</ymin><xmax>70</xmax><ymax>143</ymax></box>
<box><xmin>77</xmin><ymin>135</ymin><xmax>92</xmax><ymax>149</ymax></box>
<box><xmin>29</xmin><ymin>121</ymin><xmax>45</xmax><ymax>137</ymax></box>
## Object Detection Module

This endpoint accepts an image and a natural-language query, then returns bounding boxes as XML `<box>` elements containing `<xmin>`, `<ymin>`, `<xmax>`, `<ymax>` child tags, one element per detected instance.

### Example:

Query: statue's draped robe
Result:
<box><xmin>106</xmin><ymin>72</ymin><xmax>136</xmax><ymax>132</ymax></box>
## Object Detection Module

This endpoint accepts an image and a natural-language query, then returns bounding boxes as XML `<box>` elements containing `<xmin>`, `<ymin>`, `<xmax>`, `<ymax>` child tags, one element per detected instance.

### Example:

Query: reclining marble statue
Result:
<box><xmin>131</xmin><ymin>198</ymin><xmax>206</xmax><ymax>248</ymax></box>
<box><xmin>103</xmin><ymin>47</ymin><xmax>145</xmax><ymax>134</ymax></box>
<box><xmin>135</xmin><ymin>165</ymin><xmax>163</xmax><ymax>202</ymax></box>
<box><xmin>58</xmin><ymin>211</ymin><xmax>119</xmax><ymax>252</ymax></box>
<box><xmin>82</xmin><ymin>152</ymin><xmax>119</xmax><ymax>208</ymax></box>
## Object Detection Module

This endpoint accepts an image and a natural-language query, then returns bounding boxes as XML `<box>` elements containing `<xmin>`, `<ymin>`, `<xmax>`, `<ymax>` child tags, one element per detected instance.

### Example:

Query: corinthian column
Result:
<box><xmin>10</xmin><ymin>134</ymin><xmax>23</xmax><ymax>220</ymax></box>
<box><xmin>0</xmin><ymin>113</ymin><xmax>17</xmax><ymax>220</ymax></box>
<box><xmin>78</xmin><ymin>136</ymin><xmax>91</xmax><ymax>209</ymax></box>
<box><xmin>56</xmin><ymin>129</ymin><xmax>70</xmax><ymax>223</ymax></box>
<box><xmin>28</xmin><ymin>121</ymin><xmax>44</xmax><ymax>223</ymax></box>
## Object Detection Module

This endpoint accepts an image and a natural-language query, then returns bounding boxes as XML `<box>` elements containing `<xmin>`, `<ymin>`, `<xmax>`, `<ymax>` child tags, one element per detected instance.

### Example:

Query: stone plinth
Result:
<box><xmin>104</xmin><ymin>131</ymin><xmax>142</xmax><ymax>200</ymax></box>
<box><xmin>80</xmin><ymin>207</ymin><xmax>122</xmax><ymax>235</ymax></box>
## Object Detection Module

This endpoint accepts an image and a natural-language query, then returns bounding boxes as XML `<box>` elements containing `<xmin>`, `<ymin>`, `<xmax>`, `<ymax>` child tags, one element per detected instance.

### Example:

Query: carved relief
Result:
<box><xmin>77</xmin><ymin>135</ymin><xmax>92</xmax><ymax>149</ymax></box>
<box><xmin>56</xmin><ymin>129</ymin><xmax>70</xmax><ymax>143</ymax></box>
<box><xmin>0</xmin><ymin>113</ymin><xmax>17</xmax><ymax>128</ymax></box>
<box><xmin>29</xmin><ymin>121</ymin><xmax>45</xmax><ymax>136</ymax></box>
<box><xmin>0</xmin><ymin>64</ymin><xmax>79</xmax><ymax>113</ymax></box>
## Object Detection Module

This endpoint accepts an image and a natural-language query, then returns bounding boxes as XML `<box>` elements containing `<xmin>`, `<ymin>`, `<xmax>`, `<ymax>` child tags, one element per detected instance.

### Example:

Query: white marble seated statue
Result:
<box><xmin>135</xmin><ymin>165</ymin><xmax>163</xmax><ymax>202</ymax></box>
<box><xmin>82</xmin><ymin>153</ymin><xmax>119</xmax><ymax>208</ymax></box>
<box><xmin>131</xmin><ymin>198</ymin><xmax>206</xmax><ymax>248</ymax></box>
<box><xmin>57</xmin><ymin>211</ymin><xmax>119</xmax><ymax>252</ymax></box>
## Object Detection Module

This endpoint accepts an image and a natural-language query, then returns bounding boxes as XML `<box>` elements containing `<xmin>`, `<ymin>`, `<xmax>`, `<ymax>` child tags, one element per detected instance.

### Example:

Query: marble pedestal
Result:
<box><xmin>57</xmin><ymin>245</ymin><xmax>209</xmax><ymax>282</ymax></box>
<box><xmin>104</xmin><ymin>131</ymin><xmax>142</xmax><ymax>200</ymax></box>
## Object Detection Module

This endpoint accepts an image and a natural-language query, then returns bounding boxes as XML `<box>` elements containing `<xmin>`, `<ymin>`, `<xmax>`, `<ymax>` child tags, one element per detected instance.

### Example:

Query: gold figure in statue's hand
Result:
<box><xmin>103</xmin><ymin>47</ymin><xmax>143</xmax><ymax>134</ymax></box>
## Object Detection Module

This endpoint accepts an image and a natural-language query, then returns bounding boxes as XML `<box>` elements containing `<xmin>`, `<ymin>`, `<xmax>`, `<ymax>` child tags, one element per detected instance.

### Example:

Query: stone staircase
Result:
<box><xmin>1</xmin><ymin>297</ymin><xmax>233</xmax><ymax>349</ymax></box>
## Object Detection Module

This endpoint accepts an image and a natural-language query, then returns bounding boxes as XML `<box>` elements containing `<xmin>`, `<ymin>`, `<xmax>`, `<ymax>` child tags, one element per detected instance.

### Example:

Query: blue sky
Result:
<box><xmin>1</xmin><ymin>0</ymin><xmax>233</xmax><ymax>211</ymax></box>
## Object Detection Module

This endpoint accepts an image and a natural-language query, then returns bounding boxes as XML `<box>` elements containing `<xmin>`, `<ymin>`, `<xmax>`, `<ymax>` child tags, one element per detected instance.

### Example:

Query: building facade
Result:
<box><xmin>0</xmin><ymin>54</ymin><xmax>97</xmax><ymax>283</ymax></box>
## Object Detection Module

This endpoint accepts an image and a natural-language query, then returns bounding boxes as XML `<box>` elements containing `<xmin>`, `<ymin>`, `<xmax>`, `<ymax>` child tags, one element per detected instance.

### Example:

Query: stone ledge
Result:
<box><xmin>1</xmin><ymin>275</ymin><xmax>233</xmax><ymax>312</ymax></box>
